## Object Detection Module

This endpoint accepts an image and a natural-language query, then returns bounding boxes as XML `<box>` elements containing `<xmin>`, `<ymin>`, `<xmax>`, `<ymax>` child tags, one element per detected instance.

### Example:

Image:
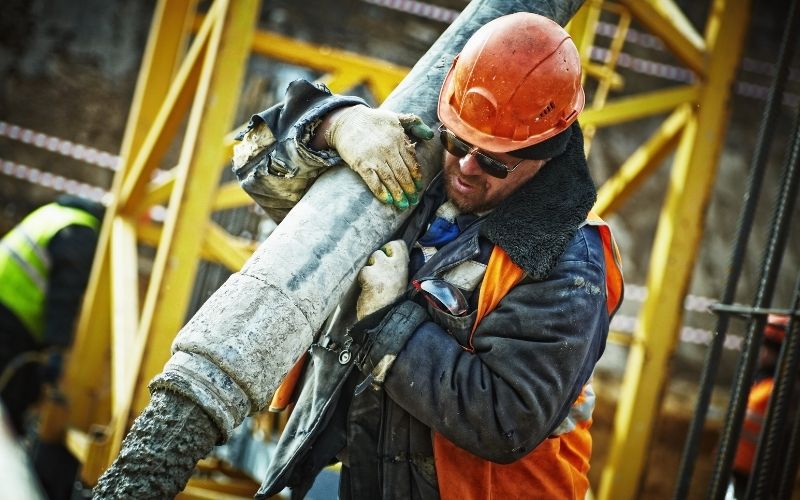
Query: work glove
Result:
<box><xmin>356</xmin><ymin>240</ymin><xmax>410</xmax><ymax>321</ymax></box>
<box><xmin>349</xmin><ymin>300</ymin><xmax>428</xmax><ymax>389</ymax></box>
<box><xmin>233</xmin><ymin>122</ymin><xmax>316</xmax><ymax>222</ymax></box>
<box><xmin>324</xmin><ymin>105</ymin><xmax>433</xmax><ymax>210</ymax></box>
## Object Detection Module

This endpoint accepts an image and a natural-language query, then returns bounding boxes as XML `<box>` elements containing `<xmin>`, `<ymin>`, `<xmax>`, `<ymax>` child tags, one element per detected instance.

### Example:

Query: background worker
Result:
<box><xmin>232</xmin><ymin>13</ymin><xmax>623</xmax><ymax>499</ymax></box>
<box><xmin>730</xmin><ymin>313</ymin><xmax>792</xmax><ymax>498</ymax></box>
<box><xmin>0</xmin><ymin>194</ymin><xmax>104</xmax><ymax>436</ymax></box>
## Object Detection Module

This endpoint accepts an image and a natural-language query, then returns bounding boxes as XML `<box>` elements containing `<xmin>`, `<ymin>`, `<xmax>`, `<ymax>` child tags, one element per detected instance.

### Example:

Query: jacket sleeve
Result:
<box><xmin>43</xmin><ymin>225</ymin><xmax>98</xmax><ymax>348</ymax></box>
<box><xmin>376</xmin><ymin>256</ymin><xmax>609</xmax><ymax>464</ymax></box>
<box><xmin>233</xmin><ymin>79</ymin><xmax>367</xmax><ymax>221</ymax></box>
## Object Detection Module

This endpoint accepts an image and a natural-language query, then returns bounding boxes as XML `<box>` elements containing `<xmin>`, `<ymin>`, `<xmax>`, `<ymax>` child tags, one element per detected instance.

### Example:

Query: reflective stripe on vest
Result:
<box><xmin>0</xmin><ymin>204</ymin><xmax>99</xmax><ymax>341</ymax></box>
<box><xmin>435</xmin><ymin>214</ymin><xmax>624</xmax><ymax>500</ymax></box>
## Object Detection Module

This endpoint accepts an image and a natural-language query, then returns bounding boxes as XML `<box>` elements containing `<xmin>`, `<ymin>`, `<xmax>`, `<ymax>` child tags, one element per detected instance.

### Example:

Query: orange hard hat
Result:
<box><xmin>764</xmin><ymin>313</ymin><xmax>790</xmax><ymax>343</ymax></box>
<box><xmin>437</xmin><ymin>12</ymin><xmax>585</xmax><ymax>153</ymax></box>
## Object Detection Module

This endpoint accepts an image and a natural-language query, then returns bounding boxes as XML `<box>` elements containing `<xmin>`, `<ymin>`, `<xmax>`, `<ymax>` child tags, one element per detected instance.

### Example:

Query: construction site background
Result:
<box><xmin>0</xmin><ymin>0</ymin><xmax>799</xmax><ymax>498</ymax></box>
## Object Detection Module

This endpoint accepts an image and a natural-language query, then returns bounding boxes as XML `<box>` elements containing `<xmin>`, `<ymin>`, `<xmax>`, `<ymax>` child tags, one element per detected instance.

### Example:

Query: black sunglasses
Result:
<box><xmin>438</xmin><ymin>125</ymin><xmax>524</xmax><ymax>179</ymax></box>
<box><xmin>411</xmin><ymin>277</ymin><xmax>469</xmax><ymax>317</ymax></box>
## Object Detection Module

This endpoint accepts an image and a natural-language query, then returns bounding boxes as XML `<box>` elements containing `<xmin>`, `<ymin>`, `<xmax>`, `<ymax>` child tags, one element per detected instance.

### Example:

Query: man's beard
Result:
<box><xmin>443</xmin><ymin>163</ymin><xmax>496</xmax><ymax>213</ymax></box>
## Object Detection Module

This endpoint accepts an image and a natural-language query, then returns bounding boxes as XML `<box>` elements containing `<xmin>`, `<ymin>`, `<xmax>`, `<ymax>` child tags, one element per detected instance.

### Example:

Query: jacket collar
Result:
<box><xmin>480</xmin><ymin>123</ymin><xmax>597</xmax><ymax>280</ymax></box>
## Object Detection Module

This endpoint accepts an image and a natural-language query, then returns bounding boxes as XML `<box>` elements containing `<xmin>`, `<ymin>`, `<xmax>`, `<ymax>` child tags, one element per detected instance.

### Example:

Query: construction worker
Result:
<box><xmin>0</xmin><ymin>194</ymin><xmax>103</xmax><ymax>436</ymax></box>
<box><xmin>730</xmin><ymin>313</ymin><xmax>791</xmax><ymax>498</ymax></box>
<box><xmin>233</xmin><ymin>12</ymin><xmax>623</xmax><ymax>499</ymax></box>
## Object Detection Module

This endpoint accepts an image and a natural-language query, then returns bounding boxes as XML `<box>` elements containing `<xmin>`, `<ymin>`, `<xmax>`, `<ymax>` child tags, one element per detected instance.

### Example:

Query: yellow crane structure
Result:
<box><xmin>39</xmin><ymin>0</ymin><xmax>752</xmax><ymax>498</ymax></box>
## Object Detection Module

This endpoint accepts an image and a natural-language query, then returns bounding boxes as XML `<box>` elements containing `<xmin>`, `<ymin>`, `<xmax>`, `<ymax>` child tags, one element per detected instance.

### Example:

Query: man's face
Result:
<box><xmin>442</xmin><ymin>150</ymin><xmax>545</xmax><ymax>213</ymax></box>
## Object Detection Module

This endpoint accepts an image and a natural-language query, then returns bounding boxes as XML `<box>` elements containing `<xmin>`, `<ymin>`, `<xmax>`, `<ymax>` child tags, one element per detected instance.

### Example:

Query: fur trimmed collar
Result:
<box><xmin>480</xmin><ymin>123</ymin><xmax>596</xmax><ymax>280</ymax></box>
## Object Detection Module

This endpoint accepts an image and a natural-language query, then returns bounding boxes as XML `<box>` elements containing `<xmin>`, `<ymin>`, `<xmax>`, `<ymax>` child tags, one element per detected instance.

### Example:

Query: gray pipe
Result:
<box><xmin>94</xmin><ymin>1</ymin><xmax>584</xmax><ymax>496</ymax></box>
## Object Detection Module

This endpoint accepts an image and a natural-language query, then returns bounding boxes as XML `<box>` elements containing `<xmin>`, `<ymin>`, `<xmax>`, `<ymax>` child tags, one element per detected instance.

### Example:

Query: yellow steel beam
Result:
<box><xmin>196</xmin><ymin>14</ymin><xmax>410</xmax><ymax>101</ymax></box>
<box><xmin>213</xmin><ymin>181</ymin><xmax>254</xmax><ymax>211</ymax></box>
<box><xmin>594</xmin><ymin>104</ymin><xmax>690</xmax><ymax>216</ymax></box>
<box><xmin>135</xmin><ymin>219</ymin><xmax>165</xmax><ymax>248</ymax></box>
<box><xmin>583</xmin><ymin>63</ymin><xmax>624</xmax><ymax>90</ymax></box>
<box><xmin>53</xmin><ymin>0</ymin><xmax>197</xmax><ymax>438</ymax></box>
<box><xmin>99</xmin><ymin>0</ymin><xmax>234</xmax><ymax>464</ymax></box>
<box><xmin>49</xmin><ymin>0</ymin><xmax>199</xmax><ymax>435</ymax></box>
<box><xmin>183</xmin><ymin>477</ymin><xmax>260</xmax><ymax>497</ymax></box>
<box><xmin>137</xmin><ymin>219</ymin><xmax>251</xmax><ymax>267</ymax></box>
<box><xmin>36</xmin><ymin>388</ymin><xmax>70</xmax><ymax>442</ymax></box>
<box><xmin>130</xmin><ymin>0</ymin><xmax>260</xmax><ymax>419</ymax></box>
<box><xmin>123</xmin><ymin>0</ymin><xmax>198</xmax><ymax>160</ymax></box>
<box><xmin>57</xmin><ymin>0</ymin><xmax>261</xmax><ymax>480</ymax></box>
<box><xmin>617</xmin><ymin>0</ymin><xmax>707</xmax><ymax>76</ymax></box>
<box><xmin>567</xmin><ymin>0</ymin><xmax>602</xmax><ymax>76</ymax></box>
<box><xmin>117</xmin><ymin>9</ymin><xmax>216</xmax><ymax>213</ymax></box>
<box><xmin>579</xmin><ymin>84</ymin><xmax>699</xmax><ymax>128</ymax></box>
<box><xmin>583</xmin><ymin>2</ymin><xmax>632</xmax><ymax>154</ymax></box>
<box><xmin>75</xmin><ymin>425</ymin><xmax>112</xmax><ymax>486</ymax></box>
<box><xmin>100</xmin><ymin>2</ymin><xmax>226</xmax><ymax>469</ymax></box>
<box><xmin>319</xmin><ymin>69</ymin><xmax>376</xmax><ymax>96</ymax></box>
<box><xmin>607</xmin><ymin>331</ymin><xmax>634</xmax><ymax>347</ymax></box>
<box><xmin>249</xmin><ymin>29</ymin><xmax>408</xmax><ymax>101</ymax></box>
<box><xmin>704</xmin><ymin>0</ymin><xmax>725</xmax><ymax>51</ymax></box>
<box><xmin>65</xmin><ymin>428</ymin><xmax>91</xmax><ymax>464</ymax></box>
<box><xmin>597</xmin><ymin>1</ymin><xmax>751</xmax><ymax>498</ymax></box>
<box><xmin>137</xmin><ymin>128</ymin><xmax>244</xmax><ymax>216</ymax></box>
<box><xmin>178</xmin><ymin>487</ymin><xmax>254</xmax><ymax>500</ymax></box>
<box><xmin>110</xmin><ymin>216</ymin><xmax>139</xmax><ymax>418</ymax></box>
<box><xmin>138</xmin><ymin>170</ymin><xmax>176</xmax><ymax>211</ymax></box>
<box><xmin>223</xmin><ymin>129</ymin><xmax>241</xmax><ymax>166</ymax></box>
<box><xmin>98</xmin><ymin>3</ymin><xmax>222</xmax><ymax>468</ymax></box>
<box><xmin>203</xmin><ymin>221</ymin><xmax>257</xmax><ymax>271</ymax></box>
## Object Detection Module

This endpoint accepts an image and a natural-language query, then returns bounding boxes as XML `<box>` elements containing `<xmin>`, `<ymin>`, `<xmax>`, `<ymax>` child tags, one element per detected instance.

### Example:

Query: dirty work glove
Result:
<box><xmin>233</xmin><ymin>122</ymin><xmax>317</xmax><ymax>222</ymax></box>
<box><xmin>357</xmin><ymin>240</ymin><xmax>410</xmax><ymax>321</ymax></box>
<box><xmin>349</xmin><ymin>300</ymin><xmax>428</xmax><ymax>388</ymax></box>
<box><xmin>325</xmin><ymin>105</ymin><xmax>433</xmax><ymax>210</ymax></box>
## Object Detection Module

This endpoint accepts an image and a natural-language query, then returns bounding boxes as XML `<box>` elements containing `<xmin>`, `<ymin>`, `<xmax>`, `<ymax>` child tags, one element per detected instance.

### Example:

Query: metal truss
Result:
<box><xmin>572</xmin><ymin>1</ymin><xmax>751</xmax><ymax>498</ymax></box>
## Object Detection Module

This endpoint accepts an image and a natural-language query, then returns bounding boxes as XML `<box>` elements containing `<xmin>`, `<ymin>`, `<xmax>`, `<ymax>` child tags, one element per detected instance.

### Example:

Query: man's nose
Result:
<box><xmin>458</xmin><ymin>152</ymin><xmax>484</xmax><ymax>176</ymax></box>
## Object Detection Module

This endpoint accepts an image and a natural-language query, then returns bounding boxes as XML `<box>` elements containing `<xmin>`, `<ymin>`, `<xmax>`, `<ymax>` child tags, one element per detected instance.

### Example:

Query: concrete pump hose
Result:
<box><xmin>93</xmin><ymin>390</ymin><xmax>219</xmax><ymax>499</ymax></box>
<box><xmin>94</xmin><ymin>1</ymin><xmax>584</xmax><ymax>497</ymax></box>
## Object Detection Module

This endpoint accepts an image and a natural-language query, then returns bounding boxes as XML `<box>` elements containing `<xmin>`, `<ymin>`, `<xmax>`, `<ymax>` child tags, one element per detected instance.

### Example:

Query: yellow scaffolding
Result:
<box><xmin>42</xmin><ymin>0</ymin><xmax>752</xmax><ymax>497</ymax></box>
<box><xmin>592</xmin><ymin>1</ymin><xmax>750</xmax><ymax>498</ymax></box>
<box><xmin>42</xmin><ymin>0</ymin><xmax>263</xmax><ymax>485</ymax></box>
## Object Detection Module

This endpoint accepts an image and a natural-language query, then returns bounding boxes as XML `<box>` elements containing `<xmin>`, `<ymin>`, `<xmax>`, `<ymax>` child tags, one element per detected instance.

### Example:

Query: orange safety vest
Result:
<box><xmin>435</xmin><ymin>214</ymin><xmax>624</xmax><ymax>500</ymax></box>
<box><xmin>733</xmin><ymin>377</ymin><xmax>773</xmax><ymax>474</ymax></box>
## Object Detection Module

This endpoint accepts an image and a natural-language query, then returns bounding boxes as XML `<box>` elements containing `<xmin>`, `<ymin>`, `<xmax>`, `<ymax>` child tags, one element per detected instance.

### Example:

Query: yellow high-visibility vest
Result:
<box><xmin>0</xmin><ymin>204</ymin><xmax>99</xmax><ymax>341</ymax></box>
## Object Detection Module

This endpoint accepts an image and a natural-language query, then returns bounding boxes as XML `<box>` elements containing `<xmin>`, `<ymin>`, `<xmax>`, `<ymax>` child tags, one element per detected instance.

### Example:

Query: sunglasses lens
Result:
<box><xmin>414</xmin><ymin>279</ymin><xmax>469</xmax><ymax>316</ymax></box>
<box><xmin>474</xmin><ymin>155</ymin><xmax>509</xmax><ymax>179</ymax></box>
<box><xmin>439</xmin><ymin>127</ymin><xmax>509</xmax><ymax>179</ymax></box>
<box><xmin>439</xmin><ymin>129</ymin><xmax>469</xmax><ymax>157</ymax></box>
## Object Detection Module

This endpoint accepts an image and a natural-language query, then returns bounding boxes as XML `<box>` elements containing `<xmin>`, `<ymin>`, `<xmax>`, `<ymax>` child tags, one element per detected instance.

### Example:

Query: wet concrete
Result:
<box><xmin>93</xmin><ymin>391</ymin><xmax>219</xmax><ymax>499</ymax></box>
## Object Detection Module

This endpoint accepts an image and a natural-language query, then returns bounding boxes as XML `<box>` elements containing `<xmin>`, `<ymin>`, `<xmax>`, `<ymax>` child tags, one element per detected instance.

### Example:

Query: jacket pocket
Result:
<box><xmin>427</xmin><ymin>306</ymin><xmax>478</xmax><ymax>349</ymax></box>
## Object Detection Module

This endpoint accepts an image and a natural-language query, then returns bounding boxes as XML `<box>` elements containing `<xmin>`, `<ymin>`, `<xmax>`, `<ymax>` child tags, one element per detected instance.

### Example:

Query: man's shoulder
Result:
<box><xmin>558</xmin><ymin>224</ymin><xmax>605</xmax><ymax>267</ymax></box>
